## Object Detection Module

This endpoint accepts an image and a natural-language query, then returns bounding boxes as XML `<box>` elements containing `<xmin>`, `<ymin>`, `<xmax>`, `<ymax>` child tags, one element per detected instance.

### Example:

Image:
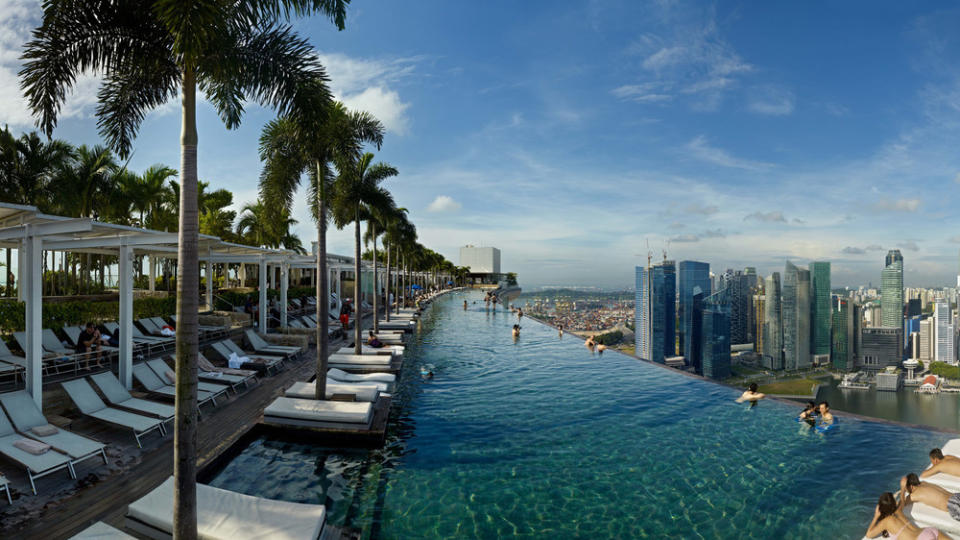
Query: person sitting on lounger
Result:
<box><xmin>76</xmin><ymin>322</ymin><xmax>104</xmax><ymax>369</ymax></box>
<box><xmin>921</xmin><ymin>448</ymin><xmax>960</xmax><ymax>480</ymax></box>
<box><xmin>366</xmin><ymin>331</ymin><xmax>384</xmax><ymax>349</ymax></box>
<box><xmin>735</xmin><ymin>383</ymin><xmax>765</xmax><ymax>403</ymax></box>
<box><xmin>900</xmin><ymin>472</ymin><xmax>960</xmax><ymax>526</ymax></box>
<box><xmin>865</xmin><ymin>490</ymin><xmax>941</xmax><ymax>540</ymax></box>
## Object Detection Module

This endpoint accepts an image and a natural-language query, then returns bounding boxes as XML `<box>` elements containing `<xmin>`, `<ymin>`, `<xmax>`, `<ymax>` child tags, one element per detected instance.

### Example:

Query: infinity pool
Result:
<box><xmin>208</xmin><ymin>291</ymin><xmax>949</xmax><ymax>538</ymax></box>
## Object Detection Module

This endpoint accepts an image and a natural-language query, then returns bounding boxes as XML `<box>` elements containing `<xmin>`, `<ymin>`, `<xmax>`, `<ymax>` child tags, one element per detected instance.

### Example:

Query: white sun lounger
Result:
<box><xmin>90</xmin><ymin>372</ymin><xmax>175</xmax><ymax>425</ymax></box>
<box><xmin>328</xmin><ymin>367</ymin><xmax>395</xmax><ymax>384</ymax></box>
<box><xmin>263</xmin><ymin>397</ymin><xmax>373</xmax><ymax>429</ymax></box>
<box><xmin>0</xmin><ymin>390</ymin><xmax>107</xmax><ymax>471</ymax></box>
<box><xmin>285</xmin><ymin>381</ymin><xmax>381</xmax><ymax>402</ymax></box>
<box><xmin>337</xmin><ymin>345</ymin><xmax>403</xmax><ymax>357</ymax></box>
<box><xmin>70</xmin><ymin>521</ymin><xmax>136</xmax><ymax>539</ymax></box>
<box><xmin>125</xmin><ymin>476</ymin><xmax>327</xmax><ymax>540</ymax></box>
<box><xmin>328</xmin><ymin>354</ymin><xmax>392</xmax><ymax>366</ymax></box>
<box><xmin>0</xmin><ymin>404</ymin><xmax>75</xmax><ymax>494</ymax></box>
<box><xmin>244</xmin><ymin>330</ymin><xmax>302</xmax><ymax>357</ymax></box>
<box><xmin>210</xmin><ymin>341</ymin><xmax>283</xmax><ymax>375</ymax></box>
<box><xmin>145</xmin><ymin>358</ymin><xmax>229</xmax><ymax>398</ymax></box>
<box><xmin>923</xmin><ymin>439</ymin><xmax>960</xmax><ymax>492</ymax></box>
<box><xmin>132</xmin><ymin>364</ymin><xmax>221</xmax><ymax>408</ymax></box>
<box><xmin>905</xmin><ymin>501</ymin><xmax>960</xmax><ymax>536</ymax></box>
<box><xmin>62</xmin><ymin>378</ymin><xmax>165</xmax><ymax>448</ymax></box>
<box><xmin>0</xmin><ymin>473</ymin><xmax>10</xmax><ymax>504</ymax></box>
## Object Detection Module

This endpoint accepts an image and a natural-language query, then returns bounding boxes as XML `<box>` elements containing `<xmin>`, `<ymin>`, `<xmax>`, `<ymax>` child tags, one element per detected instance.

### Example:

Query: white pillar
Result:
<box><xmin>205</xmin><ymin>255</ymin><xmax>213</xmax><ymax>311</ymax></box>
<box><xmin>148</xmin><ymin>255</ymin><xmax>155</xmax><ymax>291</ymax></box>
<box><xmin>280</xmin><ymin>263</ymin><xmax>288</xmax><ymax>327</ymax></box>
<box><xmin>17</xmin><ymin>244</ymin><xmax>25</xmax><ymax>302</ymax></box>
<box><xmin>239</xmin><ymin>263</ymin><xmax>246</xmax><ymax>287</ymax></box>
<box><xmin>24</xmin><ymin>234</ymin><xmax>42</xmax><ymax>407</ymax></box>
<box><xmin>118</xmin><ymin>245</ymin><xmax>134</xmax><ymax>389</ymax></box>
<box><xmin>266</xmin><ymin>264</ymin><xmax>273</xmax><ymax>291</ymax></box>
<box><xmin>258</xmin><ymin>257</ymin><xmax>267</xmax><ymax>331</ymax></box>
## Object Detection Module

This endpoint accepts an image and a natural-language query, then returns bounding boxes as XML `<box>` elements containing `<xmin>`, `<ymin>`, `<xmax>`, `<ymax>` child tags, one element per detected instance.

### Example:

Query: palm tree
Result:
<box><xmin>380</xmin><ymin>208</ymin><xmax>410</xmax><ymax>322</ymax></box>
<box><xmin>363</xmin><ymin>203</ymin><xmax>401</xmax><ymax>332</ymax></box>
<box><xmin>20</xmin><ymin>1</ymin><xmax>347</xmax><ymax>534</ymax></box>
<box><xmin>332</xmin><ymin>153</ymin><xmax>398</xmax><ymax>354</ymax></box>
<box><xmin>259</xmin><ymin>101</ymin><xmax>384</xmax><ymax>399</ymax></box>
<box><xmin>123</xmin><ymin>165</ymin><xmax>178</xmax><ymax>228</ymax></box>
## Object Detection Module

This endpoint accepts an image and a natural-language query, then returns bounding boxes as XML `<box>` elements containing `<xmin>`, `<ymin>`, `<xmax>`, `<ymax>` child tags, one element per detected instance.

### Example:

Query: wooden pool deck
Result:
<box><xmin>0</xmin><ymin>334</ymin><xmax>373</xmax><ymax>540</ymax></box>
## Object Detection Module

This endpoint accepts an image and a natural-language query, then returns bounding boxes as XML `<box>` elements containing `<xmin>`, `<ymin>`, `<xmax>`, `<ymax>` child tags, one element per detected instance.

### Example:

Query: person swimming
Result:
<box><xmin>464</xmin><ymin>300</ymin><xmax>468</xmax><ymax>310</ymax></box>
<box><xmin>597</xmin><ymin>343</ymin><xmax>606</xmax><ymax>354</ymax></box>
<box><xmin>798</xmin><ymin>401</ymin><xmax>818</xmax><ymax>425</ymax></box>
<box><xmin>735</xmin><ymin>382</ymin><xmax>765</xmax><ymax>403</ymax></box>
<box><xmin>512</xmin><ymin>324</ymin><xmax>520</xmax><ymax>338</ymax></box>
<box><xmin>584</xmin><ymin>336</ymin><xmax>596</xmax><ymax>351</ymax></box>
<box><xmin>558</xmin><ymin>324</ymin><xmax>564</xmax><ymax>337</ymax></box>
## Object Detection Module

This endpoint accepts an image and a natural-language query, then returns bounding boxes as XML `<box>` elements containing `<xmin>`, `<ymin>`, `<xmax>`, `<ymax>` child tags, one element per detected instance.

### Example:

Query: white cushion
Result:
<box><xmin>285</xmin><ymin>381</ymin><xmax>380</xmax><ymax>402</ymax></box>
<box><xmin>905</xmin><ymin>501</ymin><xmax>960</xmax><ymax>535</ymax></box>
<box><xmin>327</xmin><ymin>367</ymin><xmax>395</xmax><ymax>383</ymax></box>
<box><xmin>127</xmin><ymin>477</ymin><xmax>325</xmax><ymax>540</ymax></box>
<box><xmin>328</xmin><ymin>354</ymin><xmax>392</xmax><ymax>366</ymax></box>
<box><xmin>264</xmin><ymin>397</ymin><xmax>372</xmax><ymax>425</ymax></box>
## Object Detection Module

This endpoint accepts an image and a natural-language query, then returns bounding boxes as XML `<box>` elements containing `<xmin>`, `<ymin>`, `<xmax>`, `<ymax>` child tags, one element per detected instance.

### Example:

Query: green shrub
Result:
<box><xmin>0</xmin><ymin>297</ymin><xmax>177</xmax><ymax>333</ymax></box>
<box><xmin>929</xmin><ymin>362</ymin><xmax>960</xmax><ymax>379</ymax></box>
<box><xmin>594</xmin><ymin>329</ymin><xmax>623</xmax><ymax>346</ymax></box>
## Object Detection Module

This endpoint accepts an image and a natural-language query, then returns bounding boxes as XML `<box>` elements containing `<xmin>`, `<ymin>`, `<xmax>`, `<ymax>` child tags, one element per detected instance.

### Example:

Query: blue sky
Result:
<box><xmin>3</xmin><ymin>0</ymin><xmax>960</xmax><ymax>288</ymax></box>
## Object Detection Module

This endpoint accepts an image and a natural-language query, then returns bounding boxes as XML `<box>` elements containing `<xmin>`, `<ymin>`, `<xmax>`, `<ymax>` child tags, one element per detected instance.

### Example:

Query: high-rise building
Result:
<box><xmin>678</xmin><ymin>260</ymin><xmax>711</xmax><ymax>371</ymax></box>
<box><xmin>744</xmin><ymin>267</ymin><xmax>759</xmax><ymax>345</ymax></box>
<box><xmin>907</xmin><ymin>298</ymin><xmax>922</xmax><ymax>318</ymax></box>
<box><xmin>861</xmin><ymin>327</ymin><xmax>903</xmax><ymax>370</ymax></box>
<box><xmin>762</xmin><ymin>272</ymin><xmax>783</xmax><ymax>370</ymax></box>
<box><xmin>782</xmin><ymin>262</ymin><xmax>811</xmax><ymax>370</ymax></box>
<box><xmin>831</xmin><ymin>296</ymin><xmax>854</xmax><ymax>371</ymax></box>
<box><xmin>920</xmin><ymin>317</ymin><xmax>934</xmax><ymax>362</ymax></box>
<box><xmin>934</xmin><ymin>299</ymin><xmax>955</xmax><ymax>365</ymax></box>
<box><xmin>754</xmin><ymin>289</ymin><xmax>765</xmax><ymax>354</ymax></box>
<box><xmin>810</xmin><ymin>262</ymin><xmax>831</xmax><ymax>358</ymax></box>
<box><xmin>701</xmin><ymin>289</ymin><xmax>732</xmax><ymax>380</ymax></box>
<box><xmin>726</xmin><ymin>272</ymin><xmax>751</xmax><ymax>345</ymax></box>
<box><xmin>881</xmin><ymin>250</ymin><xmax>904</xmax><ymax>329</ymax></box>
<box><xmin>635</xmin><ymin>260</ymin><xmax>677</xmax><ymax>364</ymax></box>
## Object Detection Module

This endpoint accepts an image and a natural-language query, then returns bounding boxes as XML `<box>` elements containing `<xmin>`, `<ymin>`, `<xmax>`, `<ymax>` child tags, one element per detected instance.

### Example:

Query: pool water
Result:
<box><xmin>208</xmin><ymin>291</ymin><xmax>949</xmax><ymax>539</ymax></box>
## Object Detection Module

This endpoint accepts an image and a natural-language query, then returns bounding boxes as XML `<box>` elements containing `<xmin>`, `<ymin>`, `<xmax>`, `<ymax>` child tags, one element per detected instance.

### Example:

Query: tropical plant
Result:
<box><xmin>20</xmin><ymin>0</ymin><xmax>348</xmax><ymax>534</ymax></box>
<box><xmin>259</xmin><ymin>100</ymin><xmax>384</xmax><ymax>398</ymax></box>
<box><xmin>332</xmin><ymin>152</ymin><xmax>398</xmax><ymax>353</ymax></box>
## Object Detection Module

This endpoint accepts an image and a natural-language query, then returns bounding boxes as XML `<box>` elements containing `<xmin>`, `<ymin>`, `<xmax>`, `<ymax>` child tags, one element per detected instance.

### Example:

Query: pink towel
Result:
<box><xmin>13</xmin><ymin>438</ymin><xmax>50</xmax><ymax>455</ymax></box>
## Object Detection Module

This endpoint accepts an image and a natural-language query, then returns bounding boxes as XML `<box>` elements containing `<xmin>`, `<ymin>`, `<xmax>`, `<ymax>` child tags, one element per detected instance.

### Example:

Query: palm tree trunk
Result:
<box><xmin>315</xmin><ymin>161</ymin><xmax>328</xmax><ymax>401</ymax></box>
<box><xmin>174</xmin><ymin>66</ymin><xmax>199</xmax><ymax>540</ymax></box>
<box><xmin>372</xmin><ymin>223</ymin><xmax>378</xmax><ymax>333</ymax></box>
<box><xmin>384</xmin><ymin>242</ymin><xmax>391</xmax><ymax>323</ymax></box>
<box><xmin>354</xmin><ymin>208</ymin><xmax>362</xmax><ymax>355</ymax></box>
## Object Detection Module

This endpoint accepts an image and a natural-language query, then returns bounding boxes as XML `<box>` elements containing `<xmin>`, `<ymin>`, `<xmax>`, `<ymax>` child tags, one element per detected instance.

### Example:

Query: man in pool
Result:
<box><xmin>901</xmin><ymin>472</ymin><xmax>960</xmax><ymax>523</ymax></box>
<box><xmin>817</xmin><ymin>401</ymin><xmax>835</xmax><ymax>427</ymax></box>
<box><xmin>798</xmin><ymin>401</ymin><xmax>818</xmax><ymax>425</ymax></box>
<box><xmin>921</xmin><ymin>448</ymin><xmax>960</xmax><ymax>480</ymax></box>
<box><xmin>735</xmin><ymin>383</ymin><xmax>765</xmax><ymax>403</ymax></box>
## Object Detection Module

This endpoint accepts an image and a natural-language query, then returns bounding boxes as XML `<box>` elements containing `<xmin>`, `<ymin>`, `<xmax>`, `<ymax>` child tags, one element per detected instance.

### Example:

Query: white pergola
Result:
<box><xmin>0</xmin><ymin>202</ymin><xmax>358</xmax><ymax>408</ymax></box>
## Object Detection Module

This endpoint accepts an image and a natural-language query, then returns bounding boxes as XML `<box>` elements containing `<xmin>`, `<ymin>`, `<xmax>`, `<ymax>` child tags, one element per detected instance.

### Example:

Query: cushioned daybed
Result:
<box><xmin>263</xmin><ymin>397</ymin><xmax>373</xmax><ymax>430</ymax></box>
<box><xmin>284</xmin><ymin>381</ymin><xmax>381</xmax><ymax>402</ymax></box>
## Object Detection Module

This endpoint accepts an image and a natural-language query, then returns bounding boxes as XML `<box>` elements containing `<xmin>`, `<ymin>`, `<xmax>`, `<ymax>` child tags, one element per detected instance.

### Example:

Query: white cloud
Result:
<box><xmin>318</xmin><ymin>52</ymin><xmax>418</xmax><ymax>135</ymax></box>
<box><xmin>611</xmin><ymin>84</ymin><xmax>672</xmax><ymax>103</ymax></box>
<box><xmin>744</xmin><ymin>211</ymin><xmax>787</xmax><ymax>223</ymax></box>
<box><xmin>748</xmin><ymin>86</ymin><xmax>795</xmax><ymax>116</ymax></box>
<box><xmin>427</xmin><ymin>195</ymin><xmax>461</xmax><ymax>213</ymax></box>
<box><xmin>874</xmin><ymin>198</ymin><xmax>921</xmax><ymax>212</ymax></box>
<box><xmin>686</xmin><ymin>135</ymin><xmax>773</xmax><ymax>171</ymax></box>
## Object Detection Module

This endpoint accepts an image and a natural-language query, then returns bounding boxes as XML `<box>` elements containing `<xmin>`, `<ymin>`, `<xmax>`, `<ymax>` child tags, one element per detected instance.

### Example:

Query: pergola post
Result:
<box><xmin>205</xmin><ymin>255</ymin><xmax>213</xmax><ymax>311</ymax></box>
<box><xmin>17</xmin><ymin>244</ymin><xmax>25</xmax><ymax>302</ymax></box>
<box><xmin>148</xmin><ymin>255</ymin><xmax>155</xmax><ymax>291</ymax></box>
<box><xmin>118</xmin><ymin>244</ymin><xmax>134</xmax><ymax>389</ymax></box>
<box><xmin>280</xmin><ymin>262</ymin><xmax>288</xmax><ymax>327</ymax></box>
<box><xmin>23</xmin><ymin>234</ymin><xmax>42</xmax><ymax>407</ymax></box>
<box><xmin>258</xmin><ymin>256</ymin><xmax>267</xmax><ymax>331</ymax></box>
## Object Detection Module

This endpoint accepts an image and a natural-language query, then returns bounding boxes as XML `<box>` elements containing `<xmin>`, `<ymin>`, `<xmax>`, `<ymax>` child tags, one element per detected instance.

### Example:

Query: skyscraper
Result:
<box><xmin>782</xmin><ymin>262</ymin><xmax>811</xmax><ymax>370</ymax></box>
<box><xmin>831</xmin><ymin>296</ymin><xmax>853</xmax><ymax>371</ymax></box>
<box><xmin>678</xmin><ymin>261</ymin><xmax>710</xmax><ymax>371</ymax></box>
<box><xmin>881</xmin><ymin>250</ymin><xmax>904</xmax><ymax>329</ymax></box>
<box><xmin>810</xmin><ymin>262</ymin><xmax>831</xmax><ymax>359</ymax></box>
<box><xmin>701</xmin><ymin>289</ymin><xmax>731</xmax><ymax>380</ymax></box>
<box><xmin>920</xmin><ymin>317</ymin><xmax>934</xmax><ymax>362</ymax></box>
<box><xmin>762</xmin><ymin>272</ymin><xmax>782</xmax><ymax>370</ymax></box>
<box><xmin>726</xmin><ymin>271</ymin><xmax>751</xmax><ymax>345</ymax></box>
<box><xmin>934</xmin><ymin>299</ymin><xmax>955</xmax><ymax>365</ymax></box>
<box><xmin>635</xmin><ymin>260</ymin><xmax>676</xmax><ymax>364</ymax></box>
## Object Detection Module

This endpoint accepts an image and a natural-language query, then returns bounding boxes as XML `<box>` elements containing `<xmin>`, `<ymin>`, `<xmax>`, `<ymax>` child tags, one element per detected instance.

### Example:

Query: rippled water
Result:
<box><xmin>208</xmin><ymin>291</ymin><xmax>950</xmax><ymax>539</ymax></box>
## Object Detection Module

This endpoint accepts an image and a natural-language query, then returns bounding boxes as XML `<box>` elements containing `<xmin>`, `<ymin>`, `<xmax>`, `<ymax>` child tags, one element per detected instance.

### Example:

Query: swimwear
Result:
<box><xmin>917</xmin><ymin>527</ymin><xmax>940</xmax><ymax>540</ymax></box>
<box><xmin>949</xmin><ymin>493</ymin><xmax>960</xmax><ymax>521</ymax></box>
<box><xmin>886</xmin><ymin>521</ymin><xmax>909</xmax><ymax>540</ymax></box>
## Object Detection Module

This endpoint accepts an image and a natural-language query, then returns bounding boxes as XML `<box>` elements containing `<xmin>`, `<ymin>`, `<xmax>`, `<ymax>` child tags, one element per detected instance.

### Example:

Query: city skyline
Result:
<box><xmin>4</xmin><ymin>2</ymin><xmax>960</xmax><ymax>287</ymax></box>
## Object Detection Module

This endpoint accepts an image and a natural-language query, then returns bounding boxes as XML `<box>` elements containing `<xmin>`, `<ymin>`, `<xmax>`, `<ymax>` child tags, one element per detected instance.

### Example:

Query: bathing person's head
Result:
<box><xmin>748</xmin><ymin>383</ymin><xmax>758</xmax><ymax>393</ymax></box>
<box><xmin>877</xmin><ymin>492</ymin><xmax>898</xmax><ymax>521</ymax></box>
<box><xmin>85</xmin><ymin>322</ymin><xmax>95</xmax><ymax>331</ymax></box>
<box><xmin>368</xmin><ymin>330</ymin><xmax>374</xmax><ymax>337</ymax></box>
<box><xmin>905</xmin><ymin>473</ymin><xmax>921</xmax><ymax>493</ymax></box>
<box><xmin>818</xmin><ymin>401</ymin><xmax>830</xmax><ymax>414</ymax></box>
<box><xmin>931</xmin><ymin>448</ymin><xmax>945</xmax><ymax>465</ymax></box>
<box><xmin>804</xmin><ymin>401</ymin><xmax>815</xmax><ymax>410</ymax></box>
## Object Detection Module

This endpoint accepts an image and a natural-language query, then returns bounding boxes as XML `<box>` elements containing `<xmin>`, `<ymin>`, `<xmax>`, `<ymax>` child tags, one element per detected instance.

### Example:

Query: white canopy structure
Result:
<box><xmin>0</xmin><ymin>202</ymin><xmax>387</xmax><ymax>408</ymax></box>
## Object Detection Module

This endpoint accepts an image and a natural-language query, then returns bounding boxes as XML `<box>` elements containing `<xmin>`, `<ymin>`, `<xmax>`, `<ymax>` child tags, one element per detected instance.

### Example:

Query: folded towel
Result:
<box><xmin>228</xmin><ymin>352</ymin><xmax>243</xmax><ymax>369</ymax></box>
<box><xmin>13</xmin><ymin>438</ymin><xmax>50</xmax><ymax>455</ymax></box>
<box><xmin>160</xmin><ymin>328</ymin><xmax>175</xmax><ymax>337</ymax></box>
<box><xmin>30</xmin><ymin>424</ymin><xmax>59</xmax><ymax>437</ymax></box>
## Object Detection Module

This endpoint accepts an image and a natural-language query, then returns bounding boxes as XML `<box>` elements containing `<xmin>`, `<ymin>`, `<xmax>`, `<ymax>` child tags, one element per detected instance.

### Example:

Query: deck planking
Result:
<box><xmin>2</xmin><ymin>335</ymin><xmax>350</xmax><ymax>540</ymax></box>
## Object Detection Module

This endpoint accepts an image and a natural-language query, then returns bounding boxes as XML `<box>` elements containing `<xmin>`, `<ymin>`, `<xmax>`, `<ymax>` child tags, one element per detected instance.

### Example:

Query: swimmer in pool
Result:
<box><xmin>816</xmin><ymin>401</ymin><xmax>834</xmax><ymax>428</ymax></box>
<box><xmin>512</xmin><ymin>324</ymin><xmax>520</xmax><ymax>338</ymax></box>
<box><xmin>735</xmin><ymin>382</ymin><xmax>765</xmax><ymax>403</ymax></box>
<box><xmin>558</xmin><ymin>324</ymin><xmax>564</xmax><ymax>337</ymax></box>
<box><xmin>584</xmin><ymin>336</ymin><xmax>596</xmax><ymax>352</ymax></box>
<box><xmin>464</xmin><ymin>300</ymin><xmax>468</xmax><ymax>310</ymax></box>
<box><xmin>798</xmin><ymin>401</ymin><xmax>818</xmax><ymax>425</ymax></box>
<box><xmin>597</xmin><ymin>343</ymin><xmax>606</xmax><ymax>354</ymax></box>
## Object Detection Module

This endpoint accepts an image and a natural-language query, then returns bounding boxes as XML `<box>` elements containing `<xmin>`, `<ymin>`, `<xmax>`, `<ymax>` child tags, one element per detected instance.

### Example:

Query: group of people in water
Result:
<box><xmin>734</xmin><ymin>383</ymin><xmax>836</xmax><ymax>429</ymax></box>
<box><xmin>865</xmin><ymin>448</ymin><xmax>960</xmax><ymax>539</ymax></box>
<box><xmin>583</xmin><ymin>335</ymin><xmax>606</xmax><ymax>354</ymax></box>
